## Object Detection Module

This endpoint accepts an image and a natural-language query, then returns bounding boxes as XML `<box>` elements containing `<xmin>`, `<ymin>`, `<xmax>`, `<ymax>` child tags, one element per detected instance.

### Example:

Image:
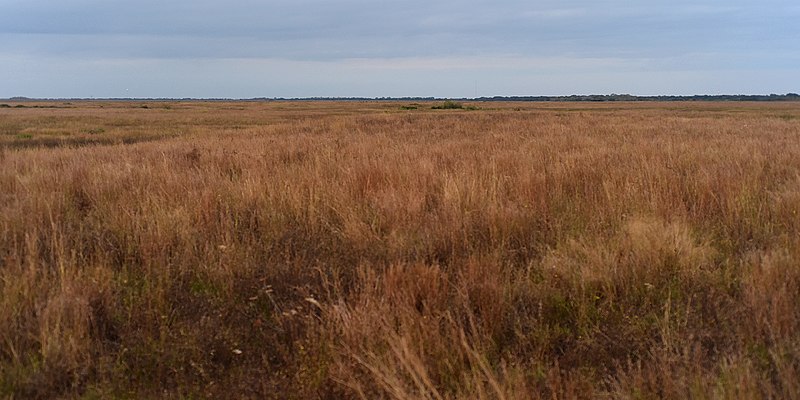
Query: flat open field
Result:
<box><xmin>2</xmin><ymin>100</ymin><xmax>800</xmax><ymax>399</ymax></box>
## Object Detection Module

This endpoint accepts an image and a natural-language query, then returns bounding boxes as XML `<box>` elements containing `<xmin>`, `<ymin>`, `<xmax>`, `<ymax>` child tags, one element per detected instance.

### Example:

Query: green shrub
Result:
<box><xmin>432</xmin><ymin>100</ymin><xmax>464</xmax><ymax>110</ymax></box>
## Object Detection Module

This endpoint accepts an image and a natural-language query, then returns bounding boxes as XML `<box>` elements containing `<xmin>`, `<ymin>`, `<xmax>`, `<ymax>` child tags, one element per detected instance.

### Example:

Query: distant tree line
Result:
<box><xmin>257</xmin><ymin>94</ymin><xmax>800</xmax><ymax>102</ymax></box>
<box><xmin>475</xmin><ymin>93</ymin><xmax>800</xmax><ymax>102</ymax></box>
<box><xmin>4</xmin><ymin>94</ymin><xmax>799</xmax><ymax>102</ymax></box>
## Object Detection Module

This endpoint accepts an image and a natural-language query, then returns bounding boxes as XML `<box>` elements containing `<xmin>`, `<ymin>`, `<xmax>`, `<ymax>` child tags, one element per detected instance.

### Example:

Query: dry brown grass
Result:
<box><xmin>1</xmin><ymin>100</ymin><xmax>800</xmax><ymax>398</ymax></box>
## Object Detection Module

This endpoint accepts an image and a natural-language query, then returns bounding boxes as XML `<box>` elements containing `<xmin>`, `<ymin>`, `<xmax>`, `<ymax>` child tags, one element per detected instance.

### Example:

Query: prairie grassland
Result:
<box><xmin>1</xmin><ymin>101</ymin><xmax>800</xmax><ymax>399</ymax></box>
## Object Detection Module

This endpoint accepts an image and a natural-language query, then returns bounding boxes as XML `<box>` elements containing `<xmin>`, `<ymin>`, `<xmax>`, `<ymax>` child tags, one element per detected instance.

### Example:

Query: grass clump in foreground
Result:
<box><xmin>1</xmin><ymin>101</ymin><xmax>800</xmax><ymax>398</ymax></box>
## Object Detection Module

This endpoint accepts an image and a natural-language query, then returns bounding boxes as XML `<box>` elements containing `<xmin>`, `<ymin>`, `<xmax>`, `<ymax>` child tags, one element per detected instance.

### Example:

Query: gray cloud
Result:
<box><xmin>1</xmin><ymin>0</ymin><xmax>798</xmax><ymax>97</ymax></box>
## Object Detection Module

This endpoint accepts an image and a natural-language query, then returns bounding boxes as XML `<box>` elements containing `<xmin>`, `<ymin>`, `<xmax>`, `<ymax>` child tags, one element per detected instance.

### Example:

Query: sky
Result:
<box><xmin>1</xmin><ymin>0</ymin><xmax>798</xmax><ymax>98</ymax></box>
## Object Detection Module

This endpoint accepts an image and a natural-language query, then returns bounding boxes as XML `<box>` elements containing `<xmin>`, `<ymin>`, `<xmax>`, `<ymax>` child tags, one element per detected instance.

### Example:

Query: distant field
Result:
<box><xmin>1</xmin><ymin>101</ymin><xmax>800</xmax><ymax>399</ymax></box>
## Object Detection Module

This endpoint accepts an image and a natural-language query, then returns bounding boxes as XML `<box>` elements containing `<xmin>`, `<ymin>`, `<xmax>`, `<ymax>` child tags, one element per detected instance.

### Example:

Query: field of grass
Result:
<box><xmin>1</xmin><ymin>100</ymin><xmax>800</xmax><ymax>399</ymax></box>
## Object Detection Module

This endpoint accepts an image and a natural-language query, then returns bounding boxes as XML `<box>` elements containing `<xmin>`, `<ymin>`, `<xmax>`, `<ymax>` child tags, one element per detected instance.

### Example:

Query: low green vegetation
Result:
<box><xmin>432</xmin><ymin>100</ymin><xmax>465</xmax><ymax>109</ymax></box>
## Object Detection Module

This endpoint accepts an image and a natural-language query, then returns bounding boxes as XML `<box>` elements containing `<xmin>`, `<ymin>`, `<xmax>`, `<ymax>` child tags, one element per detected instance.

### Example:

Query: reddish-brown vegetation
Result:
<box><xmin>1</xmin><ymin>101</ymin><xmax>799</xmax><ymax>398</ymax></box>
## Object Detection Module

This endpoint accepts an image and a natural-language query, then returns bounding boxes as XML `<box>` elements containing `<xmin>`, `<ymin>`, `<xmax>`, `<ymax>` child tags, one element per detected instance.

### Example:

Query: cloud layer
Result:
<box><xmin>1</xmin><ymin>0</ymin><xmax>798</xmax><ymax>97</ymax></box>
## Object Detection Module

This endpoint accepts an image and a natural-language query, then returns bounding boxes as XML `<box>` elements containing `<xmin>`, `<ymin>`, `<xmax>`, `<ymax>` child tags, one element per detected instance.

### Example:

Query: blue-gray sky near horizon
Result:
<box><xmin>1</xmin><ymin>0</ymin><xmax>798</xmax><ymax>98</ymax></box>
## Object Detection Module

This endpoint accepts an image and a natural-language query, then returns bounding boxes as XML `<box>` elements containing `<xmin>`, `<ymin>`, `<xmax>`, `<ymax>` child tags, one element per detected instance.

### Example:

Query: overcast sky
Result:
<box><xmin>1</xmin><ymin>0</ymin><xmax>798</xmax><ymax>98</ymax></box>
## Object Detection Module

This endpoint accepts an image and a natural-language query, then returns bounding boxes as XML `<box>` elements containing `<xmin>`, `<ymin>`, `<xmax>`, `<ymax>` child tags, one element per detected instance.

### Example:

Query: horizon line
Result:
<box><xmin>3</xmin><ymin>93</ymin><xmax>800</xmax><ymax>102</ymax></box>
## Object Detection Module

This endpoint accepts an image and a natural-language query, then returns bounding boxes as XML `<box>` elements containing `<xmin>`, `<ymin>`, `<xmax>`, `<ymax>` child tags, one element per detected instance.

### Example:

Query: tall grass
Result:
<box><xmin>0</xmin><ymin>101</ymin><xmax>799</xmax><ymax>398</ymax></box>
